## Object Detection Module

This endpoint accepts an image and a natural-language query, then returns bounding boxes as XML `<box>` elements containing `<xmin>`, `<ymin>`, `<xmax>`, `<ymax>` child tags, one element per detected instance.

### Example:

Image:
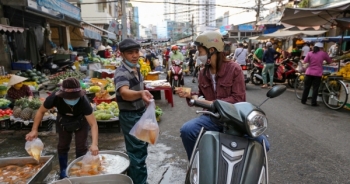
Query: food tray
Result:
<box><xmin>52</xmin><ymin>174</ymin><xmax>133</xmax><ymax>184</ymax></box>
<box><xmin>66</xmin><ymin>150</ymin><xmax>130</xmax><ymax>177</ymax></box>
<box><xmin>0</xmin><ymin>155</ymin><xmax>54</xmax><ymax>184</ymax></box>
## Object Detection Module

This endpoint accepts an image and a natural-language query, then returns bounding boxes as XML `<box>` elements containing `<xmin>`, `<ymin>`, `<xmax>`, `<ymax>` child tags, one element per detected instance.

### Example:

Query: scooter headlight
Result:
<box><xmin>189</xmin><ymin>151</ymin><xmax>199</xmax><ymax>184</ymax></box>
<box><xmin>246</xmin><ymin>111</ymin><xmax>267</xmax><ymax>138</ymax></box>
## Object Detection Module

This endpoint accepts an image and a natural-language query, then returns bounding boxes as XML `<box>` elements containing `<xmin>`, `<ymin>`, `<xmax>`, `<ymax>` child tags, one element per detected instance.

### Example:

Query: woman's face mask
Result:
<box><xmin>63</xmin><ymin>98</ymin><xmax>80</xmax><ymax>106</ymax></box>
<box><xmin>197</xmin><ymin>55</ymin><xmax>208</xmax><ymax>64</ymax></box>
<box><xmin>14</xmin><ymin>83</ymin><xmax>23</xmax><ymax>90</ymax></box>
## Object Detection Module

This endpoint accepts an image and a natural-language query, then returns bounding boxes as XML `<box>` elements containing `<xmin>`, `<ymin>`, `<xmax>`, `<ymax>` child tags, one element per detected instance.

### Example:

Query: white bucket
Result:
<box><xmin>80</xmin><ymin>65</ymin><xmax>88</xmax><ymax>72</ymax></box>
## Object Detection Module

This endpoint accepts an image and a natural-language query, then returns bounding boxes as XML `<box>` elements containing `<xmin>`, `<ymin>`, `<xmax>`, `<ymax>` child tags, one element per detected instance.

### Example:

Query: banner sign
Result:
<box><xmin>37</xmin><ymin>0</ymin><xmax>81</xmax><ymax>20</ymax></box>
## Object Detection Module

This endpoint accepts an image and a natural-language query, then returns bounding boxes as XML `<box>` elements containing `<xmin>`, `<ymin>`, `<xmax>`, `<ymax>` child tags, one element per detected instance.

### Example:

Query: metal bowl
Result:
<box><xmin>52</xmin><ymin>174</ymin><xmax>133</xmax><ymax>184</ymax></box>
<box><xmin>66</xmin><ymin>150</ymin><xmax>130</xmax><ymax>177</ymax></box>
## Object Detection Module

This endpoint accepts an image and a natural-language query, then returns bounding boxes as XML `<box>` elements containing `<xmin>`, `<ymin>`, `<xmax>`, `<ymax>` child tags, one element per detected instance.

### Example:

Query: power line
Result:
<box><xmin>78</xmin><ymin>0</ymin><xmax>258</xmax><ymax>10</ymax></box>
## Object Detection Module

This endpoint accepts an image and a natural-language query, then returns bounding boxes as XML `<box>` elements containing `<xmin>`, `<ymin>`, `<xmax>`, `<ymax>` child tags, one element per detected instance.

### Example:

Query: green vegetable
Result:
<box><xmin>155</xmin><ymin>106</ymin><xmax>163</xmax><ymax>117</ymax></box>
<box><xmin>0</xmin><ymin>98</ymin><xmax>11</xmax><ymax>107</ymax></box>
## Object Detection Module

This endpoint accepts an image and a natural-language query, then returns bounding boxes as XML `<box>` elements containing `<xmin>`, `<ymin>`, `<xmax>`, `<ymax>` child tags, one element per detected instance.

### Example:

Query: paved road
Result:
<box><xmin>1</xmin><ymin>73</ymin><xmax>350</xmax><ymax>184</ymax></box>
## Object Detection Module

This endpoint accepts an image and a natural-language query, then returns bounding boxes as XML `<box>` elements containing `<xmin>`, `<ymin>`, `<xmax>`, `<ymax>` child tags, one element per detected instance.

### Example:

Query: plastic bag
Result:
<box><xmin>25</xmin><ymin>138</ymin><xmax>44</xmax><ymax>162</ymax></box>
<box><xmin>81</xmin><ymin>151</ymin><xmax>101</xmax><ymax>173</ymax></box>
<box><xmin>130</xmin><ymin>99</ymin><xmax>159</xmax><ymax>145</ymax></box>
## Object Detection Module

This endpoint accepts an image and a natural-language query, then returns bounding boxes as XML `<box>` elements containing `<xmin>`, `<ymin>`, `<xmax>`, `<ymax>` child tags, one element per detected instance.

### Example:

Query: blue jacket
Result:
<box><xmin>263</xmin><ymin>48</ymin><xmax>280</xmax><ymax>64</ymax></box>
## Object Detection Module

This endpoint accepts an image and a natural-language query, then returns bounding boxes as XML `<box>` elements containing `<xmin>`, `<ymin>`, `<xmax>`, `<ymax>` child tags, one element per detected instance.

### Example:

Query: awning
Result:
<box><xmin>303</xmin><ymin>36</ymin><xmax>350</xmax><ymax>43</ymax></box>
<box><xmin>83</xmin><ymin>21</ymin><xmax>117</xmax><ymax>40</ymax></box>
<box><xmin>0</xmin><ymin>24</ymin><xmax>24</xmax><ymax>33</ymax></box>
<box><xmin>257</xmin><ymin>12</ymin><xmax>282</xmax><ymax>25</ymax></box>
<box><xmin>84</xmin><ymin>28</ymin><xmax>101</xmax><ymax>41</ymax></box>
<box><xmin>249</xmin><ymin>36</ymin><xmax>270</xmax><ymax>40</ymax></box>
<box><xmin>335</xmin><ymin>18</ymin><xmax>350</xmax><ymax>29</ymax></box>
<box><xmin>263</xmin><ymin>30</ymin><xmax>327</xmax><ymax>38</ymax></box>
<box><xmin>281</xmin><ymin>2</ymin><xmax>350</xmax><ymax>27</ymax></box>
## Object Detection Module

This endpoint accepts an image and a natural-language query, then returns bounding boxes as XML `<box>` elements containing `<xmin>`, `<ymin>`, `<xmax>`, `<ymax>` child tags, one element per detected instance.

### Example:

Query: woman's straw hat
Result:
<box><xmin>8</xmin><ymin>75</ymin><xmax>28</xmax><ymax>86</ymax></box>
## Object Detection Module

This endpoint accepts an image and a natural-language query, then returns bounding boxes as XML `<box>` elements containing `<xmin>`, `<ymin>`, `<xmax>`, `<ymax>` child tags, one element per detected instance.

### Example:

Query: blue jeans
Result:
<box><xmin>262</xmin><ymin>63</ymin><xmax>275</xmax><ymax>86</ymax></box>
<box><xmin>180</xmin><ymin>115</ymin><xmax>270</xmax><ymax>160</ymax></box>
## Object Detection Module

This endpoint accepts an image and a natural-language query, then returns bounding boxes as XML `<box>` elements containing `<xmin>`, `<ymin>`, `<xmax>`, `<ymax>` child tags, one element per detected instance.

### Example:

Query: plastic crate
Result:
<box><xmin>97</xmin><ymin>120</ymin><xmax>120</xmax><ymax>133</ymax></box>
<box><xmin>0</xmin><ymin>118</ymin><xmax>11</xmax><ymax>130</ymax></box>
<box><xmin>11</xmin><ymin>62</ymin><xmax>32</xmax><ymax>70</ymax></box>
<box><xmin>93</xmin><ymin>97</ymin><xmax>114</xmax><ymax>105</ymax></box>
<box><xmin>101</xmin><ymin>72</ymin><xmax>114</xmax><ymax>79</ymax></box>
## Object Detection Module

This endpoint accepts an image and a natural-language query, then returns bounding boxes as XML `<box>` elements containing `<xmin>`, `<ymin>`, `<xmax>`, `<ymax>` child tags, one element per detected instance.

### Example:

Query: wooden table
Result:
<box><xmin>145</xmin><ymin>86</ymin><xmax>174</xmax><ymax>107</ymax></box>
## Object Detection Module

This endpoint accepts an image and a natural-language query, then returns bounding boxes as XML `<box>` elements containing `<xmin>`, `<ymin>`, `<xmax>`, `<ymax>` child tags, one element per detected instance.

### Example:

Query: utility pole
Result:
<box><xmin>121</xmin><ymin>0</ymin><xmax>128</xmax><ymax>40</ymax></box>
<box><xmin>191</xmin><ymin>14</ymin><xmax>194</xmax><ymax>42</ymax></box>
<box><xmin>256</xmin><ymin>0</ymin><xmax>261</xmax><ymax>24</ymax></box>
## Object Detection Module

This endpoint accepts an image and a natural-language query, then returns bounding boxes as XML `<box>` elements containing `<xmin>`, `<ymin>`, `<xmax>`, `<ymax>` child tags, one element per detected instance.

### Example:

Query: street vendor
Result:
<box><xmin>114</xmin><ymin>38</ymin><xmax>153</xmax><ymax>184</ymax></box>
<box><xmin>25</xmin><ymin>78</ymin><xmax>99</xmax><ymax>179</ymax></box>
<box><xmin>6</xmin><ymin>75</ymin><xmax>33</xmax><ymax>105</ymax></box>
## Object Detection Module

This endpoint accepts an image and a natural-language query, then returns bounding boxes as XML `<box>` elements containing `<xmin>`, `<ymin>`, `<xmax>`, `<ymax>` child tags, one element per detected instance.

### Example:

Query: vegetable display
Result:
<box><xmin>16</xmin><ymin>69</ymin><xmax>49</xmax><ymax>84</ymax></box>
<box><xmin>94</xmin><ymin>101</ymin><xmax>119</xmax><ymax>120</ymax></box>
<box><xmin>13</xmin><ymin>98</ymin><xmax>43</xmax><ymax>121</ymax></box>
<box><xmin>0</xmin><ymin>99</ymin><xmax>11</xmax><ymax>109</ymax></box>
<box><xmin>48</xmin><ymin>71</ymin><xmax>86</xmax><ymax>84</ymax></box>
<box><xmin>0</xmin><ymin>109</ymin><xmax>12</xmax><ymax>120</ymax></box>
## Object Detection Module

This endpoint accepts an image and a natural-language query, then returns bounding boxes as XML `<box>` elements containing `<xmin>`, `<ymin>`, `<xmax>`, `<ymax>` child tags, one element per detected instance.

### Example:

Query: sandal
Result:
<box><xmin>261</xmin><ymin>85</ymin><xmax>268</xmax><ymax>88</ymax></box>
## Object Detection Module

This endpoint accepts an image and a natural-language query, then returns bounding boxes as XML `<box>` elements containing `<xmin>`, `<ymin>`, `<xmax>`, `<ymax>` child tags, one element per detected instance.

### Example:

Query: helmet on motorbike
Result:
<box><xmin>194</xmin><ymin>31</ymin><xmax>224</xmax><ymax>52</ymax></box>
<box><xmin>119</xmin><ymin>38</ymin><xmax>141</xmax><ymax>52</ymax></box>
<box><xmin>171</xmin><ymin>45</ymin><xmax>178</xmax><ymax>51</ymax></box>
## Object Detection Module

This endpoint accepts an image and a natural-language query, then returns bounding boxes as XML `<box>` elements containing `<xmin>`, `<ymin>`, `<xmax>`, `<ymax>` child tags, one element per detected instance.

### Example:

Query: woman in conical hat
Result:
<box><xmin>6</xmin><ymin>75</ymin><xmax>33</xmax><ymax>103</ymax></box>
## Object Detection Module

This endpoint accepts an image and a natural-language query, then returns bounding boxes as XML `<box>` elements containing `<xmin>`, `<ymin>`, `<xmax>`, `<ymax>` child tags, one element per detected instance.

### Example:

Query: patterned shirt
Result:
<box><xmin>114</xmin><ymin>62</ymin><xmax>145</xmax><ymax>111</ymax></box>
<box><xmin>7</xmin><ymin>85</ymin><xmax>33</xmax><ymax>101</ymax></box>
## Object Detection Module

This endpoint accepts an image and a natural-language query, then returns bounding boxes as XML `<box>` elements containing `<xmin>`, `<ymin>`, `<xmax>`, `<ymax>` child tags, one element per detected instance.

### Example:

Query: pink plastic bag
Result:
<box><xmin>130</xmin><ymin>100</ymin><xmax>159</xmax><ymax>145</ymax></box>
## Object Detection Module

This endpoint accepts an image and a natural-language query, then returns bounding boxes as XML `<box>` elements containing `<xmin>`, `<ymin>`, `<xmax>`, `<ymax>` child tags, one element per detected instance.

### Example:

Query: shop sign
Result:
<box><xmin>239</xmin><ymin>24</ymin><xmax>254</xmax><ymax>31</ymax></box>
<box><xmin>37</xmin><ymin>0</ymin><xmax>81</xmax><ymax>20</ymax></box>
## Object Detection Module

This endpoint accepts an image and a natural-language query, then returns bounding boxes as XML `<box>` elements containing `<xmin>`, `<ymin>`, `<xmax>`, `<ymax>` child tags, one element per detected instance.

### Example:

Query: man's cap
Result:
<box><xmin>119</xmin><ymin>38</ymin><xmax>141</xmax><ymax>52</ymax></box>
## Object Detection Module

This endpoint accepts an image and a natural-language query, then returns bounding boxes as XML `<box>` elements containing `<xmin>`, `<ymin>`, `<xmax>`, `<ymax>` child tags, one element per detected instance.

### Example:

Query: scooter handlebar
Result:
<box><xmin>189</xmin><ymin>99</ymin><xmax>216</xmax><ymax>112</ymax></box>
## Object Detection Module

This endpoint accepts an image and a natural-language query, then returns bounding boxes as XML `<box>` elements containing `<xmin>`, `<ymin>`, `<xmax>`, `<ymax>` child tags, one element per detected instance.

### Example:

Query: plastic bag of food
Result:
<box><xmin>25</xmin><ymin>138</ymin><xmax>44</xmax><ymax>162</ymax></box>
<box><xmin>130</xmin><ymin>99</ymin><xmax>159</xmax><ymax>145</ymax></box>
<box><xmin>81</xmin><ymin>151</ymin><xmax>101</xmax><ymax>174</ymax></box>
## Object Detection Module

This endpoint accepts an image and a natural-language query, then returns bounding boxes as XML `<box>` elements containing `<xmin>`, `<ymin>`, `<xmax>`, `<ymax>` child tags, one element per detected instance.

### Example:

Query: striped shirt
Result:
<box><xmin>114</xmin><ymin>61</ymin><xmax>145</xmax><ymax>111</ymax></box>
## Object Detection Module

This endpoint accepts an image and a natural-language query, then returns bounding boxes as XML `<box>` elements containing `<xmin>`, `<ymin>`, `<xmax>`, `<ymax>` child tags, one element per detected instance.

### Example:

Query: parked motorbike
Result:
<box><xmin>251</xmin><ymin>58</ymin><xmax>297</xmax><ymax>88</ymax></box>
<box><xmin>170</xmin><ymin>60</ymin><xmax>183</xmax><ymax>94</ymax></box>
<box><xmin>185</xmin><ymin>85</ymin><xmax>287</xmax><ymax>184</ymax></box>
<box><xmin>41</xmin><ymin>55</ymin><xmax>76</xmax><ymax>75</ymax></box>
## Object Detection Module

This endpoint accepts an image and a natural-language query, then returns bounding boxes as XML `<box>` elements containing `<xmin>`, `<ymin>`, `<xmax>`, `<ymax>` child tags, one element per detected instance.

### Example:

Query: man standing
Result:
<box><xmin>261</xmin><ymin>42</ymin><xmax>281</xmax><ymax>88</ymax></box>
<box><xmin>328</xmin><ymin>42</ymin><xmax>339</xmax><ymax>57</ymax></box>
<box><xmin>253</xmin><ymin>45</ymin><xmax>265</xmax><ymax>63</ymax></box>
<box><xmin>114</xmin><ymin>38</ymin><xmax>154</xmax><ymax>184</ymax></box>
<box><xmin>84</xmin><ymin>42</ymin><xmax>93</xmax><ymax>56</ymax></box>
<box><xmin>233</xmin><ymin>43</ymin><xmax>248</xmax><ymax>65</ymax></box>
<box><xmin>300</xmin><ymin>43</ymin><xmax>310</xmax><ymax>60</ymax></box>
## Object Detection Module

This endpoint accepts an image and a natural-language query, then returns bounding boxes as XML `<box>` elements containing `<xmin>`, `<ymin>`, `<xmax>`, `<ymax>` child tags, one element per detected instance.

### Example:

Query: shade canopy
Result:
<box><xmin>263</xmin><ymin>30</ymin><xmax>327</xmax><ymax>38</ymax></box>
<box><xmin>303</xmin><ymin>36</ymin><xmax>350</xmax><ymax>43</ymax></box>
<box><xmin>281</xmin><ymin>2</ymin><xmax>350</xmax><ymax>27</ymax></box>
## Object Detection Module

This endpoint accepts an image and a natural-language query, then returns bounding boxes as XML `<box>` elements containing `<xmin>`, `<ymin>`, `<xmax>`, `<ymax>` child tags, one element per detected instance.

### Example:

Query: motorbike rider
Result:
<box><xmin>176</xmin><ymin>31</ymin><xmax>270</xmax><ymax>160</ymax></box>
<box><xmin>233</xmin><ymin>43</ymin><xmax>248</xmax><ymax>65</ymax></box>
<box><xmin>167</xmin><ymin>45</ymin><xmax>184</xmax><ymax>86</ymax></box>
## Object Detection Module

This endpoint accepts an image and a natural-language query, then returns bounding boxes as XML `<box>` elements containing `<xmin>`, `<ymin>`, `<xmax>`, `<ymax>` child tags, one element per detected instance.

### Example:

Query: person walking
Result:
<box><xmin>25</xmin><ymin>78</ymin><xmax>99</xmax><ymax>179</ymax></box>
<box><xmin>233</xmin><ymin>43</ymin><xmax>248</xmax><ymax>65</ymax></box>
<box><xmin>114</xmin><ymin>38</ymin><xmax>154</xmax><ymax>184</ymax></box>
<box><xmin>261</xmin><ymin>42</ymin><xmax>281</xmax><ymax>88</ymax></box>
<box><xmin>300</xmin><ymin>42</ymin><xmax>310</xmax><ymax>60</ymax></box>
<box><xmin>301</xmin><ymin>42</ymin><xmax>333</xmax><ymax>106</ymax></box>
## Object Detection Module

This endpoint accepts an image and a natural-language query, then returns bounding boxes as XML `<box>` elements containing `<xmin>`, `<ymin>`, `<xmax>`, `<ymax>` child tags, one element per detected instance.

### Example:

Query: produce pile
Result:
<box><xmin>0</xmin><ymin>74</ymin><xmax>12</xmax><ymax>80</ymax></box>
<box><xmin>0</xmin><ymin>98</ymin><xmax>11</xmax><ymax>109</ymax></box>
<box><xmin>155</xmin><ymin>106</ymin><xmax>163</xmax><ymax>121</ymax></box>
<box><xmin>139</xmin><ymin>57</ymin><xmax>151</xmax><ymax>77</ymax></box>
<box><xmin>93</xmin><ymin>101</ymin><xmax>119</xmax><ymax>120</ymax></box>
<box><xmin>0</xmin><ymin>109</ymin><xmax>12</xmax><ymax>120</ymax></box>
<box><xmin>12</xmin><ymin>98</ymin><xmax>42</xmax><ymax>121</ymax></box>
<box><xmin>87</xmin><ymin>54</ymin><xmax>121</xmax><ymax>66</ymax></box>
<box><xmin>16</xmin><ymin>69</ymin><xmax>49</xmax><ymax>84</ymax></box>
<box><xmin>48</xmin><ymin>71</ymin><xmax>86</xmax><ymax>84</ymax></box>
<box><xmin>337</xmin><ymin>63</ymin><xmax>350</xmax><ymax>80</ymax></box>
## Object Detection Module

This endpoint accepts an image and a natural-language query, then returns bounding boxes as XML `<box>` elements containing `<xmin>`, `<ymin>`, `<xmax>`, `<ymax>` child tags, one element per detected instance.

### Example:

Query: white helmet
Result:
<box><xmin>266</xmin><ymin>42</ymin><xmax>272</xmax><ymax>47</ymax></box>
<box><xmin>315</xmin><ymin>42</ymin><xmax>324</xmax><ymax>48</ymax></box>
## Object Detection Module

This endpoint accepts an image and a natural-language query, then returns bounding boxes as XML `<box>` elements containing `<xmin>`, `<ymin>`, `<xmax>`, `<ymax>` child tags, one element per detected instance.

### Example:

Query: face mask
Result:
<box><xmin>124</xmin><ymin>60</ymin><xmax>137</xmax><ymax>68</ymax></box>
<box><xmin>63</xmin><ymin>98</ymin><xmax>80</xmax><ymax>106</ymax></box>
<box><xmin>197</xmin><ymin>55</ymin><xmax>208</xmax><ymax>64</ymax></box>
<box><xmin>14</xmin><ymin>83</ymin><xmax>23</xmax><ymax>90</ymax></box>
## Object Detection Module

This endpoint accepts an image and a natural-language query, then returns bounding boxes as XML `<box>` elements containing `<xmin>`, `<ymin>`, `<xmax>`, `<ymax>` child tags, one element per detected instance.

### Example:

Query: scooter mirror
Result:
<box><xmin>266</xmin><ymin>85</ymin><xmax>287</xmax><ymax>98</ymax></box>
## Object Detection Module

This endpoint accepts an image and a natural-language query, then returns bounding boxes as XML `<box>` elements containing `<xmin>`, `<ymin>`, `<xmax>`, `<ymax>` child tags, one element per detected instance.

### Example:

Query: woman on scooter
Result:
<box><xmin>177</xmin><ymin>31</ymin><xmax>270</xmax><ymax>160</ymax></box>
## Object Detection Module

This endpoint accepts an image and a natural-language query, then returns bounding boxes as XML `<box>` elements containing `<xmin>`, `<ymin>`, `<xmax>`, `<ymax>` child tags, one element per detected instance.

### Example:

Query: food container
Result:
<box><xmin>66</xmin><ymin>150</ymin><xmax>130</xmax><ymax>177</ymax></box>
<box><xmin>0</xmin><ymin>155</ymin><xmax>54</xmax><ymax>184</ymax></box>
<box><xmin>52</xmin><ymin>174</ymin><xmax>133</xmax><ymax>184</ymax></box>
